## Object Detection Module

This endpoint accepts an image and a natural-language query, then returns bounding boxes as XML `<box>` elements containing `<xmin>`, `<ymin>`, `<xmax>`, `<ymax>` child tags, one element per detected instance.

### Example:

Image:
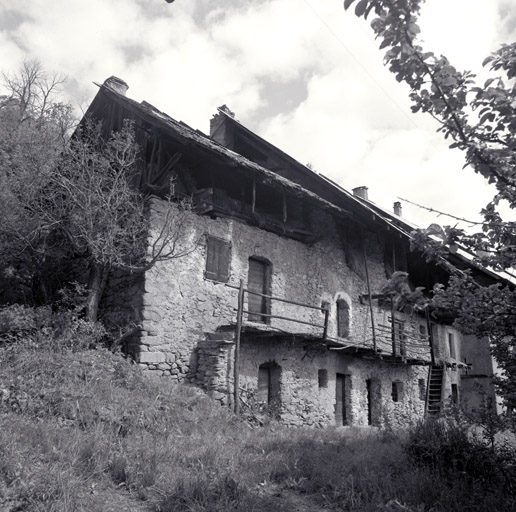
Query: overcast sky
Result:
<box><xmin>1</xmin><ymin>0</ymin><xmax>515</xmax><ymax>228</ymax></box>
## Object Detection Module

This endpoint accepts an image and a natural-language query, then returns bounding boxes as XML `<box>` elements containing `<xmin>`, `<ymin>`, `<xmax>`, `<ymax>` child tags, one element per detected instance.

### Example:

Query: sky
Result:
<box><xmin>1</xmin><ymin>0</ymin><xmax>516</xmax><ymax>229</ymax></box>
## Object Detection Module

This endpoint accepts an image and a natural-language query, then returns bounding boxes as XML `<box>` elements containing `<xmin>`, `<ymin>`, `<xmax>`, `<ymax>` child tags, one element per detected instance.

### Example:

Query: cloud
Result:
<box><xmin>0</xmin><ymin>0</ymin><xmax>512</xmax><ymax>230</ymax></box>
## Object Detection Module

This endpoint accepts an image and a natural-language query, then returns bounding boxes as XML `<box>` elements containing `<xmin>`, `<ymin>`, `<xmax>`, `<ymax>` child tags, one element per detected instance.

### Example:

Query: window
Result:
<box><xmin>391</xmin><ymin>381</ymin><xmax>404</xmax><ymax>402</ymax></box>
<box><xmin>448</xmin><ymin>333</ymin><xmax>456</xmax><ymax>359</ymax></box>
<box><xmin>318</xmin><ymin>369</ymin><xmax>328</xmax><ymax>389</ymax></box>
<box><xmin>247</xmin><ymin>257</ymin><xmax>271</xmax><ymax>323</ymax></box>
<box><xmin>418</xmin><ymin>379</ymin><xmax>426</xmax><ymax>400</ymax></box>
<box><xmin>336</xmin><ymin>300</ymin><xmax>350</xmax><ymax>338</ymax></box>
<box><xmin>205</xmin><ymin>236</ymin><xmax>231</xmax><ymax>282</ymax></box>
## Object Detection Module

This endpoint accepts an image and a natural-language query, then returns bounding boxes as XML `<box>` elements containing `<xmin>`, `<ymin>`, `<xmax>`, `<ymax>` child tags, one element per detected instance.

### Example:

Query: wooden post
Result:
<box><xmin>391</xmin><ymin>295</ymin><xmax>397</xmax><ymax>356</ymax></box>
<box><xmin>234</xmin><ymin>279</ymin><xmax>245</xmax><ymax>414</ymax></box>
<box><xmin>282</xmin><ymin>190</ymin><xmax>287</xmax><ymax>223</ymax></box>
<box><xmin>323</xmin><ymin>308</ymin><xmax>329</xmax><ymax>339</ymax></box>
<box><xmin>426</xmin><ymin>308</ymin><xmax>435</xmax><ymax>365</ymax></box>
<box><xmin>361</xmin><ymin>227</ymin><xmax>377</xmax><ymax>351</ymax></box>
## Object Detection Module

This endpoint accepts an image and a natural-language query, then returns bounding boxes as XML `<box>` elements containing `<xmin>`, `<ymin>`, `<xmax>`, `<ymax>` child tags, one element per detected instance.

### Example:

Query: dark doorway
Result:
<box><xmin>366</xmin><ymin>379</ymin><xmax>372</xmax><ymax>425</ymax></box>
<box><xmin>257</xmin><ymin>362</ymin><xmax>281</xmax><ymax>406</ymax></box>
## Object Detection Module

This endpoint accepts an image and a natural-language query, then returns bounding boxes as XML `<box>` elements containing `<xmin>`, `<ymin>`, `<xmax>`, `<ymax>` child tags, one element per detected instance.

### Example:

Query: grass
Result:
<box><xmin>1</xmin><ymin>310</ymin><xmax>515</xmax><ymax>511</ymax></box>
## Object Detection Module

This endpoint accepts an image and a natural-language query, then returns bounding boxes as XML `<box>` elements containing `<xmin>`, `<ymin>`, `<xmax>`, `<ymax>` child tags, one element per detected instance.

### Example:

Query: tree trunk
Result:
<box><xmin>86</xmin><ymin>262</ymin><xmax>109</xmax><ymax>322</ymax></box>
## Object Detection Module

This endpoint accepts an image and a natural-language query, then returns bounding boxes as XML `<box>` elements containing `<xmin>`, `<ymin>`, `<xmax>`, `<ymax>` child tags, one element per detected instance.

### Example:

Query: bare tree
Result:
<box><xmin>1</xmin><ymin>62</ymin><xmax>193</xmax><ymax>322</ymax></box>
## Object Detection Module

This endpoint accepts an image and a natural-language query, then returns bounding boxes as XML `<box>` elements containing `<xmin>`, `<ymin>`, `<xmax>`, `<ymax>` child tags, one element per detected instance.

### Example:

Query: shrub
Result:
<box><xmin>407</xmin><ymin>416</ymin><xmax>516</xmax><ymax>511</ymax></box>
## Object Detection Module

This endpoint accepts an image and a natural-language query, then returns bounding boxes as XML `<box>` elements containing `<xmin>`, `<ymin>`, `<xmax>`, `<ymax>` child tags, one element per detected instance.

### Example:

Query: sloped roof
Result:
<box><xmin>87</xmin><ymin>77</ymin><xmax>512</xmax><ymax>287</ymax></box>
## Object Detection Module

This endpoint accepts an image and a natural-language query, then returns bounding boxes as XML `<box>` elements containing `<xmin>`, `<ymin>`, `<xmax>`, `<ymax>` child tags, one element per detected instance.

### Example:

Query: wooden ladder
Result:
<box><xmin>426</xmin><ymin>365</ymin><xmax>444</xmax><ymax>416</ymax></box>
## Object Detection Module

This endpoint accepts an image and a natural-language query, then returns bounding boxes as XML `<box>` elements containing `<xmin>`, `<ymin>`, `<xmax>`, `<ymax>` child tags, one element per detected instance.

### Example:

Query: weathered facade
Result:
<box><xmin>85</xmin><ymin>77</ymin><xmax>500</xmax><ymax>427</ymax></box>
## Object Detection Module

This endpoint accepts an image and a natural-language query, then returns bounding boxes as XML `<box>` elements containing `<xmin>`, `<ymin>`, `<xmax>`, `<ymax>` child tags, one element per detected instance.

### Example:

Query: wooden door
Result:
<box><xmin>335</xmin><ymin>373</ymin><xmax>347</xmax><ymax>426</ymax></box>
<box><xmin>248</xmin><ymin>258</ymin><xmax>268</xmax><ymax>323</ymax></box>
<box><xmin>366</xmin><ymin>379</ymin><xmax>372</xmax><ymax>426</ymax></box>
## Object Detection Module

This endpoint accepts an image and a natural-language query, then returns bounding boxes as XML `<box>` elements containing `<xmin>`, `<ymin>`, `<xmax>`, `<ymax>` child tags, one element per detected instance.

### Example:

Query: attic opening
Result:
<box><xmin>384</xmin><ymin>235</ymin><xmax>407</xmax><ymax>277</ymax></box>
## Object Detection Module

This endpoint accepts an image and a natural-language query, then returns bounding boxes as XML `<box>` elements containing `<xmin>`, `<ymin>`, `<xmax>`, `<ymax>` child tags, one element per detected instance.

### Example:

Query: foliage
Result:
<box><xmin>0</xmin><ymin>61</ymin><xmax>74</xmax><ymax>305</ymax></box>
<box><xmin>0</xmin><ymin>61</ymin><xmax>193</xmax><ymax>322</ymax></box>
<box><xmin>407</xmin><ymin>415</ymin><xmax>516</xmax><ymax>510</ymax></box>
<box><xmin>344</xmin><ymin>0</ymin><xmax>516</xmax><ymax>409</ymax></box>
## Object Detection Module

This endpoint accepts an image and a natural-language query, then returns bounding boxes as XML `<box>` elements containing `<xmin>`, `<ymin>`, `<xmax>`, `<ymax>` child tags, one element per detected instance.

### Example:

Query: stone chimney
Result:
<box><xmin>393</xmin><ymin>201</ymin><xmax>402</xmax><ymax>217</ymax></box>
<box><xmin>352</xmin><ymin>186</ymin><xmax>369</xmax><ymax>200</ymax></box>
<box><xmin>103</xmin><ymin>76</ymin><xmax>129</xmax><ymax>96</ymax></box>
<box><xmin>210</xmin><ymin>105</ymin><xmax>236</xmax><ymax>149</ymax></box>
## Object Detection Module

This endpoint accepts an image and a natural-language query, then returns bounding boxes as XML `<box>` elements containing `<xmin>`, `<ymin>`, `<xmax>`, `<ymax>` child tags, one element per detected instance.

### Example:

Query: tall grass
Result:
<box><xmin>1</xmin><ymin>305</ymin><xmax>515</xmax><ymax>511</ymax></box>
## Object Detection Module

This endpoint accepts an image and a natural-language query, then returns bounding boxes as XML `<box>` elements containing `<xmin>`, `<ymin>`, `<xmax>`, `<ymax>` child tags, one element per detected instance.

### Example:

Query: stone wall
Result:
<box><xmin>136</xmin><ymin>200</ymin><xmax>388</xmax><ymax>379</ymax></box>
<box><xmin>237</xmin><ymin>338</ymin><xmax>428</xmax><ymax>427</ymax></box>
<box><xmin>111</xmin><ymin>199</ymin><xmax>484</xmax><ymax>427</ymax></box>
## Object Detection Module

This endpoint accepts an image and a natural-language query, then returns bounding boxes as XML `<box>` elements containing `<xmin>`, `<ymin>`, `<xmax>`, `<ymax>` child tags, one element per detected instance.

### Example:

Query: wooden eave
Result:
<box><xmin>86</xmin><ymin>84</ymin><xmax>354</xmax><ymax>224</ymax></box>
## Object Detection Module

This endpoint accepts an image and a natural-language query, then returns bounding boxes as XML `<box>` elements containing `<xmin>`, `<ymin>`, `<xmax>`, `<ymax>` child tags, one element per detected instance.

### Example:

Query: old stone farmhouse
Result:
<box><xmin>85</xmin><ymin>76</ymin><xmax>502</xmax><ymax>428</ymax></box>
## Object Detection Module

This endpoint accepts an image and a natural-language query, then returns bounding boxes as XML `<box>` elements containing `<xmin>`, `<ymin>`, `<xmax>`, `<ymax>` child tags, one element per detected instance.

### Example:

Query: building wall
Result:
<box><xmin>237</xmin><ymin>339</ymin><xmax>428</xmax><ymax>428</ymax></box>
<box><xmin>137</xmin><ymin>200</ymin><xmax>382</xmax><ymax>375</ymax></box>
<box><xmin>132</xmin><ymin>200</ymin><xmax>436</xmax><ymax>427</ymax></box>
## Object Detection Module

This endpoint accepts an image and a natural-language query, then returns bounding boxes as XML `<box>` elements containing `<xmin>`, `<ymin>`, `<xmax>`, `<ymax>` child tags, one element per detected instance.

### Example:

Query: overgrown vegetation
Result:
<box><xmin>0</xmin><ymin>61</ymin><xmax>192</xmax><ymax>323</ymax></box>
<box><xmin>1</xmin><ymin>304</ymin><xmax>515</xmax><ymax>511</ymax></box>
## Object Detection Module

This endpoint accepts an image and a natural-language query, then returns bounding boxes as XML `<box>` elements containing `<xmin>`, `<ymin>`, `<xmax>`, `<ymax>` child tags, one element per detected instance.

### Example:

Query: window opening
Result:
<box><xmin>205</xmin><ymin>236</ymin><xmax>231</xmax><ymax>283</ymax></box>
<box><xmin>392</xmin><ymin>381</ymin><xmax>404</xmax><ymax>402</ymax></box>
<box><xmin>448</xmin><ymin>333</ymin><xmax>456</xmax><ymax>359</ymax></box>
<box><xmin>318</xmin><ymin>369</ymin><xmax>328</xmax><ymax>389</ymax></box>
<box><xmin>418</xmin><ymin>379</ymin><xmax>426</xmax><ymax>400</ymax></box>
<box><xmin>247</xmin><ymin>257</ymin><xmax>270</xmax><ymax>323</ymax></box>
<box><xmin>336</xmin><ymin>300</ymin><xmax>350</xmax><ymax>338</ymax></box>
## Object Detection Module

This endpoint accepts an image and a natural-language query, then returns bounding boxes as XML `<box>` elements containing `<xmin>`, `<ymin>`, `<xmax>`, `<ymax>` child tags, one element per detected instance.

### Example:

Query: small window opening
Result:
<box><xmin>448</xmin><ymin>333</ymin><xmax>456</xmax><ymax>359</ymax></box>
<box><xmin>336</xmin><ymin>300</ymin><xmax>350</xmax><ymax>338</ymax></box>
<box><xmin>318</xmin><ymin>369</ymin><xmax>328</xmax><ymax>389</ymax></box>
<box><xmin>392</xmin><ymin>381</ymin><xmax>404</xmax><ymax>402</ymax></box>
<box><xmin>418</xmin><ymin>378</ymin><xmax>426</xmax><ymax>400</ymax></box>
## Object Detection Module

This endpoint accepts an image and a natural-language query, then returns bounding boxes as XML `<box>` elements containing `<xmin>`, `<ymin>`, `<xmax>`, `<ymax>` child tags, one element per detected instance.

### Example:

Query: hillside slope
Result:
<box><xmin>1</xmin><ymin>307</ymin><xmax>515</xmax><ymax>511</ymax></box>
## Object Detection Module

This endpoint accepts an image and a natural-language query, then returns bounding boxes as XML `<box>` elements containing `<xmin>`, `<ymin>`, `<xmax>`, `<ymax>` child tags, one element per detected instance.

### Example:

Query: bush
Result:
<box><xmin>407</xmin><ymin>416</ymin><xmax>516</xmax><ymax>511</ymax></box>
<box><xmin>0</xmin><ymin>302</ymin><xmax>106</xmax><ymax>350</ymax></box>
